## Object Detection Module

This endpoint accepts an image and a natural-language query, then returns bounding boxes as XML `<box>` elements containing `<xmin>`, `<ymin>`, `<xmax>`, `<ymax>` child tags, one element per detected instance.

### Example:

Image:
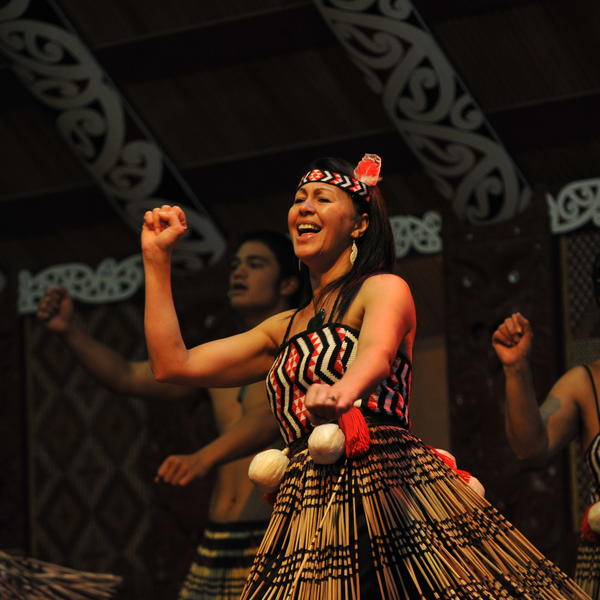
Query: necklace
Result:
<box><xmin>307</xmin><ymin>307</ymin><xmax>325</xmax><ymax>331</ymax></box>
<box><xmin>307</xmin><ymin>290</ymin><xmax>330</xmax><ymax>331</ymax></box>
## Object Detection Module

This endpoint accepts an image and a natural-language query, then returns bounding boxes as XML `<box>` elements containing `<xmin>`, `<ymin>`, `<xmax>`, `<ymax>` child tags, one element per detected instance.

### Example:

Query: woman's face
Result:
<box><xmin>288</xmin><ymin>182</ymin><xmax>368</xmax><ymax>268</ymax></box>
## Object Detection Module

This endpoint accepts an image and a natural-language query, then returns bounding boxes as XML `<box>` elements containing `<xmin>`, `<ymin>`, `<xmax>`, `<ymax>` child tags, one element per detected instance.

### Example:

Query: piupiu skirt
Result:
<box><xmin>179</xmin><ymin>520</ymin><xmax>268</xmax><ymax>600</ymax></box>
<box><xmin>241</xmin><ymin>422</ymin><xmax>589</xmax><ymax>600</ymax></box>
<box><xmin>575</xmin><ymin>540</ymin><xmax>600</xmax><ymax>600</ymax></box>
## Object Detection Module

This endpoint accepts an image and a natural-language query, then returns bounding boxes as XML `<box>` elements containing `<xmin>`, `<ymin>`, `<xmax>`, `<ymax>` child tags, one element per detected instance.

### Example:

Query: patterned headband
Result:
<box><xmin>297</xmin><ymin>154</ymin><xmax>382</xmax><ymax>203</ymax></box>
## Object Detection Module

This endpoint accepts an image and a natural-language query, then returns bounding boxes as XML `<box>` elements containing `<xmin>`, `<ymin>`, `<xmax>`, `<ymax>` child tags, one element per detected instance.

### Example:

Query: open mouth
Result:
<box><xmin>297</xmin><ymin>223</ymin><xmax>321</xmax><ymax>237</ymax></box>
<box><xmin>229</xmin><ymin>283</ymin><xmax>248</xmax><ymax>293</ymax></box>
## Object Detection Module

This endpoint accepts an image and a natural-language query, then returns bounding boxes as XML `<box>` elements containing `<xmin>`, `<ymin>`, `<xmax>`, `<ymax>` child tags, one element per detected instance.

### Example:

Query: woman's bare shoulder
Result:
<box><xmin>257</xmin><ymin>308</ymin><xmax>297</xmax><ymax>347</ymax></box>
<box><xmin>359</xmin><ymin>273</ymin><xmax>412</xmax><ymax>298</ymax></box>
<box><xmin>553</xmin><ymin>364</ymin><xmax>597</xmax><ymax>406</ymax></box>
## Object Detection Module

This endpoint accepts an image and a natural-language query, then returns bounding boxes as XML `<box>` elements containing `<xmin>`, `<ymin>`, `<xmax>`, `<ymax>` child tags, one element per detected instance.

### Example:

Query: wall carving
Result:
<box><xmin>391</xmin><ymin>211</ymin><xmax>441</xmax><ymax>257</ymax></box>
<box><xmin>314</xmin><ymin>0</ymin><xmax>532</xmax><ymax>225</ymax></box>
<box><xmin>0</xmin><ymin>0</ymin><xmax>225</xmax><ymax>271</ymax></box>
<box><xmin>547</xmin><ymin>178</ymin><xmax>600</xmax><ymax>234</ymax></box>
<box><xmin>23</xmin><ymin>301</ymin><xmax>215</xmax><ymax>599</ymax></box>
<box><xmin>18</xmin><ymin>255</ymin><xmax>143</xmax><ymax>314</ymax></box>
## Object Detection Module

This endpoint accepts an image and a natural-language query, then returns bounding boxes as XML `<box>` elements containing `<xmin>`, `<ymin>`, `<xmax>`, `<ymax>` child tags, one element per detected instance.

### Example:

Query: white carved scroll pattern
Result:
<box><xmin>547</xmin><ymin>178</ymin><xmax>600</xmax><ymax>234</ymax></box>
<box><xmin>18</xmin><ymin>255</ymin><xmax>143</xmax><ymax>314</ymax></box>
<box><xmin>0</xmin><ymin>0</ymin><xmax>29</xmax><ymax>20</ymax></box>
<box><xmin>314</xmin><ymin>0</ymin><xmax>531</xmax><ymax>225</ymax></box>
<box><xmin>390</xmin><ymin>211</ymin><xmax>442</xmax><ymax>258</ymax></box>
<box><xmin>0</xmin><ymin>3</ymin><xmax>225</xmax><ymax>271</ymax></box>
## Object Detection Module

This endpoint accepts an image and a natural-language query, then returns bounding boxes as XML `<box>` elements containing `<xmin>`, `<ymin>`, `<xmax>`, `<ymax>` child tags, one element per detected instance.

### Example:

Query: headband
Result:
<box><xmin>297</xmin><ymin>154</ymin><xmax>382</xmax><ymax>203</ymax></box>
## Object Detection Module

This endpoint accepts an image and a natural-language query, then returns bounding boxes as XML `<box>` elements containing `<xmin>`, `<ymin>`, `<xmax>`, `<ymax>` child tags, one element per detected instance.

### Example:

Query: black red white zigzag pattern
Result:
<box><xmin>267</xmin><ymin>324</ymin><xmax>411</xmax><ymax>445</ymax></box>
<box><xmin>297</xmin><ymin>169</ymin><xmax>371</xmax><ymax>200</ymax></box>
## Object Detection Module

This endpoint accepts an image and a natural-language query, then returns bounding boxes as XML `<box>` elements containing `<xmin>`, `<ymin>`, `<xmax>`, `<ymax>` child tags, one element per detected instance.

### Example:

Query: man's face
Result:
<box><xmin>228</xmin><ymin>240</ymin><xmax>282</xmax><ymax>313</ymax></box>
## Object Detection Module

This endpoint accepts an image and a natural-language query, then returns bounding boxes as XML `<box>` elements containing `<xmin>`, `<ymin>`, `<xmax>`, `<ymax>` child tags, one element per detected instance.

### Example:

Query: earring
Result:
<box><xmin>350</xmin><ymin>240</ymin><xmax>358</xmax><ymax>265</ymax></box>
<box><xmin>298</xmin><ymin>259</ymin><xmax>303</xmax><ymax>271</ymax></box>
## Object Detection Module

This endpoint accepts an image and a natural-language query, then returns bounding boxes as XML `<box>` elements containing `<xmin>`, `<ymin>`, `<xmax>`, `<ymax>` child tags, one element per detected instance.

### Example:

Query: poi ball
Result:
<box><xmin>589</xmin><ymin>501</ymin><xmax>600</xmax><ymax>533</ymax></box>
<box><xmin>466</xmin><ymin>475</ymin><xmax>486</xmax><ymax>498</ymax></box>
<box><xmin>308</xmin><ymin>423</ymin><xmax>346</xmax><ymax>464</ymax></box>
<box><xmin>248</xmin><ymin>448</ymin><xmax>289</xmax><ymax>492</ymax></box>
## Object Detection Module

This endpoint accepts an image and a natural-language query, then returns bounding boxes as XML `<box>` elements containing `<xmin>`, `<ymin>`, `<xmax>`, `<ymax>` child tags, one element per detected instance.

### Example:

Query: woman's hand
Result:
<box><xmin>491</xmin><ymin>312</ymin><xmax>532</xmax><ymax>367</ymax></box>
<box><xmin>36</xmin><ymin>286</ymin><xmax>73</xmax><ymax>333</ymax></box>
<box><xmin>305</xmin><ymin>383</ymin><xmax>355</xmax><ymax>424</ymax></box>
<box><xmin>141</xmin><ymin>204</ymin><xmax>187</xmax><ymax>261</ymax></box>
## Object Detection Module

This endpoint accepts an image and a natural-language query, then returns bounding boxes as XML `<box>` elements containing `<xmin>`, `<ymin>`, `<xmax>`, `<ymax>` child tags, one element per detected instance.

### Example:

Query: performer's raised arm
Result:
<box><xmin>141</xmin><ymin>204</ymin><xmax>285</xmax><ymax>387</ymax></box>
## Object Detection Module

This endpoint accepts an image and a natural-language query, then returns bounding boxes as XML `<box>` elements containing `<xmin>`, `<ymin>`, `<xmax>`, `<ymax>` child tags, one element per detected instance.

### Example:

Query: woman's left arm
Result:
<box><xmin>306</xmin><ymin>275</ymin><xmax>416</xmax><ymax>420</ymax></box>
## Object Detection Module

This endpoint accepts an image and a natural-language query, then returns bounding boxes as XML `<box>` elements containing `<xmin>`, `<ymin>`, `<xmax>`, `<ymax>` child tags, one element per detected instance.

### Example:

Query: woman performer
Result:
<box><xmin>141</xmin><ymin>155</ymin><xmax>588</xmax><ymax>599</ymax></box>
<box><xmin>493</xmin><ymin>283</ymin><xmax>600</xmax><ymax>599</ymax></box>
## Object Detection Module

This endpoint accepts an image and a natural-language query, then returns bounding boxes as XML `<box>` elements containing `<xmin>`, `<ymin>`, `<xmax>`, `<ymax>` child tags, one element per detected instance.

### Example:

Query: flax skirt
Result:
<box><xmin>179</xmin><ymin>520</ymin><xmax>268</xmax><ymax>600</ymax></box>
<box><xmin>575</xmin><ymin>541</ymin><xmax>600</xmax><ymax>600</ymax></box>
<box><xmin>240</xmin><ymin>423</ymin><xmax>589</xmax><ymax>600</ymax></box>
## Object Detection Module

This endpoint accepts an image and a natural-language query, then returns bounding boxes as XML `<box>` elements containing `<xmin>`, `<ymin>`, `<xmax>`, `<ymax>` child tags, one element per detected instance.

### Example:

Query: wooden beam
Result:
<box><xmin>92</xmin><ymin>1</ymin><xmax>542</xmax><ymax>83</ymax></box>
<box><xmin>0</xmin><ymin>0</ymin><xmax>566</xmax><ymax>109</ymax></box>
<box><xmin>488</xmin><ymin>92</ymin><xmax>600</xmax><ymax>148</ymax></box>
<box><xmin>4</xmin><ymin>90</ymin><xmax>599</xmax><ymax>215</ymax></box>
<box><xmin>93</xmin><ymin>5</ymin><xmax>334</xmax><ymax>84</ymax></box>
<box><xmin>0</xmin><ymin>1</ymin><xmax>540</xmax><ymax>88</ymax></box>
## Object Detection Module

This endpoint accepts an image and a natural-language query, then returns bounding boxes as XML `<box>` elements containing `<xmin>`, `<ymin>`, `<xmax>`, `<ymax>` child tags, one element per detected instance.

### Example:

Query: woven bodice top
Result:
<box><xmin>585</xmin><ymin>433</ymin><xmax>600</xmax><ymax>503</ymax></box>
<box><xmin>582</xmin><ymin>364</ymin><xmax>600</xmax><ymax>503</ymax></box>
<box><xmin>266</xmin><ymin>323</ymin><xmax>412</xmax><ymax>445</ymax></box>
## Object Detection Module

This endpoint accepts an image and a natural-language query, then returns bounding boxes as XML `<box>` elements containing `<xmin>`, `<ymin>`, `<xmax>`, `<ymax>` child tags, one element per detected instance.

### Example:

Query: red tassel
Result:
<box><xmin>429</xmin><ymin>446</ymin><xmax>457</xmax><ymax>469</ymax></box>
<box><xmin>429</xmin><ymin>446</ymin><xmax>470</xmax><ymax>483</ymax></box>
<box><xmin>454</xmin><ymin>468</ymin><xmax>472</xmax><ymax>484</ymax></box>
<box><xmin>338</xmin><ymin>407</ymin><xmax>370</xmax><ymax>457</ymax></box>
<box><xmin>581</xmin><ymin>504</ymin><xmax>600</xmax><ymax>544</ymax></box>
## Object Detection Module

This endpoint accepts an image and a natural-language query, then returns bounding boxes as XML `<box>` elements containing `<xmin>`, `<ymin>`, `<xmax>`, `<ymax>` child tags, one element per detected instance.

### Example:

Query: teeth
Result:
<box><xmin>298</xmin><ymin>224</ymin><xmax>320</xmax><ymax>233</ymax></box>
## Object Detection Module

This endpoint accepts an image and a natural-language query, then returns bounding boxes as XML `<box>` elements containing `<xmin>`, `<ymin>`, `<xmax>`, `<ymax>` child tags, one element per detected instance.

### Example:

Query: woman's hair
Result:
<box><xmin>300</xmin><ymin>156</ymin><xmax>396</xmax><ymax>321</ymax></box>
<box><xmin>236</xmin><ymin>229</ymin><xmax>303</xmax><ymax>308</ymax></box>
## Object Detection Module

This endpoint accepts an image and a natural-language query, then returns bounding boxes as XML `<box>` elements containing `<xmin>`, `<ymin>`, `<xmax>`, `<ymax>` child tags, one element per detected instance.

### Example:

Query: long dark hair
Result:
<box><xmin>298</xmin><ymin>156</ymin><xmax>395</xmax><ymax>322</ymax></box>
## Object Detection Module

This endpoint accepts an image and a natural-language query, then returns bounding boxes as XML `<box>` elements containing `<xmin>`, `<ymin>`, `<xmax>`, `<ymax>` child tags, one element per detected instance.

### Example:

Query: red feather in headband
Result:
<box><xmin>353</xmin><ymin>154</ymin><xmax>382</xmax><ymax>187</ymax></box>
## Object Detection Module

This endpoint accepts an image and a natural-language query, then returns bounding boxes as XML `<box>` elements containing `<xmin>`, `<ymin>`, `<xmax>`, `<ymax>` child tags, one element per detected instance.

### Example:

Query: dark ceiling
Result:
<box><xmin>2</xmin><ymin>0</ymin><xmax>600</xmax><ymax>244</ymax></box>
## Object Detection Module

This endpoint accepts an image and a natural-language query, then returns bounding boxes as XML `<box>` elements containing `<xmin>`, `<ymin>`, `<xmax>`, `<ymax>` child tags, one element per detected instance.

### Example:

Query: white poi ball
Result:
<box><xmin>466</xmin><ymin>475</ymin><xmax>486</xmax><ymax>498</ymax></box>
<box><xmin>588</xmin><ymin>501</ymin><xmax>600</xmax><ymax>533</ymax></box>
<box><xmin>308</xmin><ymin>423</ymin><xmax>346</xmax><ymax>465</ymax></box>
<box><xmin>247</xmin><ymin>448</ymin><xmax>289</xmax><ymax>492</ymax></box>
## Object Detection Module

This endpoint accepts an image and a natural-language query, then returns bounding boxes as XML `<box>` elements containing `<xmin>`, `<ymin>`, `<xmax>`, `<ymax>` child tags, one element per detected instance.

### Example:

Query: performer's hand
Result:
<box><xmin>154</xmin><ymin>450</ymin><xmax>209</xmax><ymax>486</ymax></box>
<box><xmin>491</xmin><ymin>312</ymin><xmax>532</xmax><ymax>367</ymax></box>
<box><xmin>36</xmin><ymin>286</ymin><xmax>73</xmax><ymax>333</ymax></box>
<box><xmin>305</xmin><ymin>383</ymin><xmax>355</xmax><ymax>424</ymax></box>
<box><xmin>141</xmin><ymin>205</ymin><xmax>187</xmax><ymax>260</ymax></box>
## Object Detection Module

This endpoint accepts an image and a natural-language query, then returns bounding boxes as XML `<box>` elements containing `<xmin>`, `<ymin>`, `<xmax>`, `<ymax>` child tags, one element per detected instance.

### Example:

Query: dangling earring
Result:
<box><xmin>350</xmin><ymin>239</ymin><xmax>358</xmax><ymax>265</ymax></box>
<box><xmin>298</xmin><ymin>259</ymin><xmax>303</xmax><ymax>271</ymax></box>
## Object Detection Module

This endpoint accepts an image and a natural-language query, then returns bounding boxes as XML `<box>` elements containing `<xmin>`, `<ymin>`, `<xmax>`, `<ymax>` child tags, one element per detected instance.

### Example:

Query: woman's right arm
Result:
<box><xmin>142</xmin><ymin>205</ymin><xmax>283</xmax><ymax>387</ymax></box>
<box><xmin>492</xmin><ymin>312</ymin><xmax>579</xmax><ymax>463</ymax></box>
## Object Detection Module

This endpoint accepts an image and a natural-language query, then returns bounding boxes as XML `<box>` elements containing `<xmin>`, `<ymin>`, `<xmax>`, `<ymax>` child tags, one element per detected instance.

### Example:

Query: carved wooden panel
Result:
<box><xmin>443</xmin><ymin>193</ymin><xmax>575</xmax><ymax>568</ymax></box>
<box><xmin>24</xmin><ymin>300</ymin><xmax>214</xmax><ymax>600</ymax></box>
